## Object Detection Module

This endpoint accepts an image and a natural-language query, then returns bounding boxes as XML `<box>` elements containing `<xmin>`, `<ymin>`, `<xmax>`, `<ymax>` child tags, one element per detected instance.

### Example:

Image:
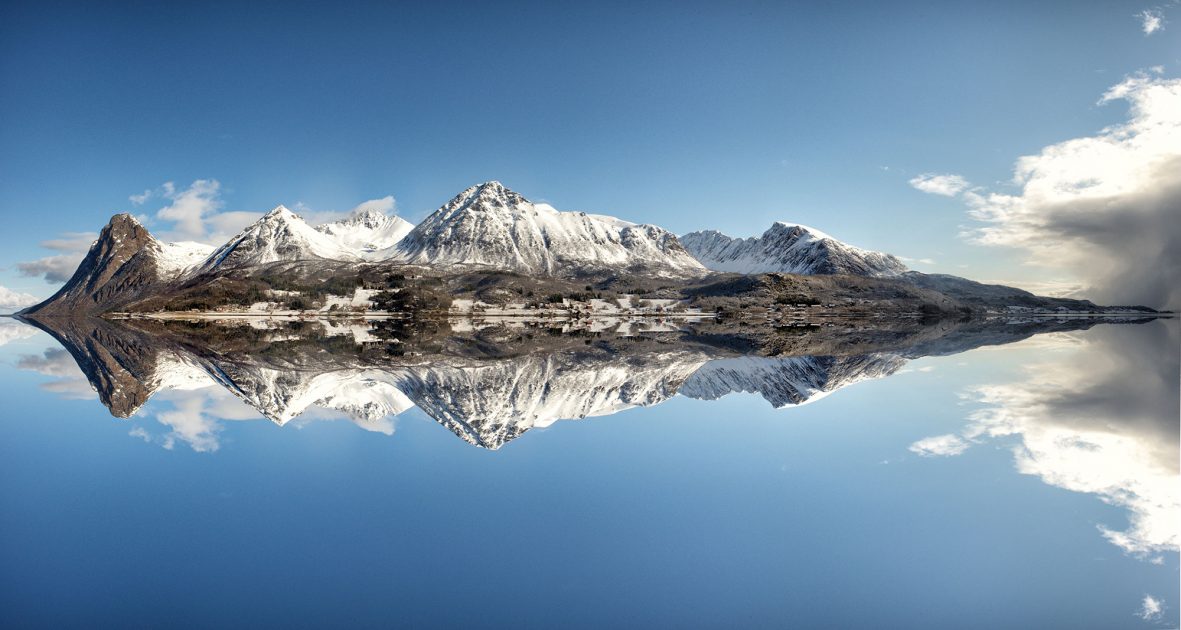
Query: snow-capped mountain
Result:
<box><xmin>394</xmin><ymin>181</ymin><xmax>708</xmax><ymax>278</ymax></box>
<box><xmin>197</xmin><ymin>205</ymin><xmax>361</xmax><ymax>273</ymax></box>
<box><xmin>681</xmin><ymin>222</ymin><xmax>907</xmax><ymax>277</ymax></box>
<box><xmin>315</xmin><ymin>209</ymin><xmax>414</xmax><ymax>260</ymax></box>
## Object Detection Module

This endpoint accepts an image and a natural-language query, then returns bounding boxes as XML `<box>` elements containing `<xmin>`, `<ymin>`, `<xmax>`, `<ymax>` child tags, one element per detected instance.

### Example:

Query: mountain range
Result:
<box><xmin>20</xmin><ymin>180</ymin><xmax>1148</xmax><ymax>316</ymax></box>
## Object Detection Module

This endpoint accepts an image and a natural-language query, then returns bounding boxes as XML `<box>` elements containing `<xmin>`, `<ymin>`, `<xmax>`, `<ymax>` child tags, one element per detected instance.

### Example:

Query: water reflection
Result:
<box><xmin>910</xmin><ymin>322</ymin><xmax>1180</xmax><ymax>558</ymax></box>
<box><xmin>9</xmin><ymin>313</ymin><xmax>1177</xmax><ymax>561</ymax></box>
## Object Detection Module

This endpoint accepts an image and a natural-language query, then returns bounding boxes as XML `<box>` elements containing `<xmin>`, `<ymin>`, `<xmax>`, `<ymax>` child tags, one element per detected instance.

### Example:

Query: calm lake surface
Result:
<box><xmin>0</xmin><ymin>315</ymin><xmax>1176</xmax><ymax>629</ymax></box>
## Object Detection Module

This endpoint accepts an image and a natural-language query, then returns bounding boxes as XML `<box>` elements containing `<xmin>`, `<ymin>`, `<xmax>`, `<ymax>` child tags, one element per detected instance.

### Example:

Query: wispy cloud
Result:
<box><xmin>908</xmin><ymin>434</ymin><xmax>970</xmax><ymax>457</ymax></box>
<box><xmin>17</xmin><ymin>347</ymin><xmax>96</xmax><ymax>400</ymax></box>
<box><xmin>929</xmin><ymin>69</ymin><xmax>1181</xmax><ymax>310</ymax></box>
<box><xmin>16</xmin><ymin>231</ymin><xmax>99</xmax><ymax>284</ymax></box>
<box><xmin>129</xmin><ymin>188</ymin><xmax>152</xmax><ymax>205</ymax></box>
<box><xmin>1137</xmin><ymin>9</ymin><xmax>1164</xmax><ymax>35</ymax></box>
<box><xmin>909</xmin><ymin>173</ymin><xmax>971</xmax><ymax>197</ymax></box>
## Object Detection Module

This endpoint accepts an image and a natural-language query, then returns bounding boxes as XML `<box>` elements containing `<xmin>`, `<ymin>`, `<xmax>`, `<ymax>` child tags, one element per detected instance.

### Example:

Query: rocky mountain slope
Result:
<box><xmin>23</xmin><ymin>214</ymin><xmax>213</xmax><ymax>316</ymax></box>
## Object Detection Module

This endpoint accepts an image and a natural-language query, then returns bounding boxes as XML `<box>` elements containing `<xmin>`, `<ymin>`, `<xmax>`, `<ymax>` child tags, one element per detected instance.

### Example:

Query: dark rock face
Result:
<box><xmin>21</xmin><ymin>214</ymin><xmax>163</xmax><ymax>316</ymax></box>
<box><xmin>19</xmin><ymin>316</ymin><xmax>163</xmax><ymax>417</ymax></box>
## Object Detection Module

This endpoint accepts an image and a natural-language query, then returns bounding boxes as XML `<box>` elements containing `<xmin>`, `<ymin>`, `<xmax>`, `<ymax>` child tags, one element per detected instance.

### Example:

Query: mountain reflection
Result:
<box><xmin>15</xmin><ymin>314</ymin><xmax>1160</xmax><ymax>451</ymax></box>
<box><xmin>12</xmin><ymin>314</ymin><xmax>1177</xmax><ymax>558</ymax></box>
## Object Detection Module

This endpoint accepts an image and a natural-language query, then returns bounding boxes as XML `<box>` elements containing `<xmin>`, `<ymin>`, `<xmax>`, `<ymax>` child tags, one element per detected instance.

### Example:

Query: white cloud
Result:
<box><xmin>154</xmin><ymin>394</ymin><xmax>223</xmax><ymax>452</ymax></box>
<box><xmin>129</xmin><ymin>189</ymin><xmax>152</xmax><ymax>205</ymax></box>
<box><xmin>956</xmin><ymin>71</ymin><xmax>1181</xmax><ymax>309</ymax></box>
<box><xmin>908</xmin><ymin>434</ymin><xmax>970</xmax><ymax>457</ymax></box>
<box><xmin>1137</xmin><ymin>594</ymin><xmax>1163</xmax><ymax>621</ymax></box>
<box><xmin>17</xmin><ymin>253</ymin><xmax>86</xmax><ymax>283</ymax></box>
<box><xmin>0</xmin><ymin>286</ymin><xmax>41</xmax><ymax>311</ymax></box>
<box><xmin>898</xmin><ymin>255</ymin><xmax>936</xmax><ymax>265</ymax></box>
<box><xmin>1137</xmin><ymin>9</ymin><xmax>1164</xmax><ymax>35</ymax></box>
<box><xmin>915</xmin><ymin>323</ymin><xmax>1179</xmax><ymax>557</ymax></box>
<box><xmin>909</xmin><ymin>173</ymin><xmax>971</xmax><ymax>197</ymax></box>
<box><xmin>293</xmin><ymin>195</ymin><xmax>401</xmax><ymax>227</ymax></box>
<box><xmin>155</xmin><ymin>179</ymin><xmax>227</xmax><ymax>242</ymax></box>
<box><xmin>351</xmin><ymin>195</ymin><xmax>396</xmax><ymax>215</ymax></box>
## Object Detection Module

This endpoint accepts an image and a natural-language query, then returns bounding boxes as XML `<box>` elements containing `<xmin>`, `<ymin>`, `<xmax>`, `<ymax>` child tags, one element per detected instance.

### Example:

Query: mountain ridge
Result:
<box><xmin>681</xmin><ymin>222</ymin><xmax>908</xmax><ymax>277</ymax></box>
<box><xmin>19</xmin><ymin>181</ymin><xmax>1160</xmax><ymax>316</ymax></box>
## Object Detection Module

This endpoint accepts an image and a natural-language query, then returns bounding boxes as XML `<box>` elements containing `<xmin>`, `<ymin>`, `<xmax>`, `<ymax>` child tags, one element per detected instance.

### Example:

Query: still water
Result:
<box><xmin>0</xmin><ymin>315</ymin><xmax>1176</xmax><ymax>628</ymax></box>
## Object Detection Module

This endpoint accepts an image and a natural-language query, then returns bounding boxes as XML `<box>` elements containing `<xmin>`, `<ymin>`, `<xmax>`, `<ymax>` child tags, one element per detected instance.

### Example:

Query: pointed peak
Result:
<box><xmin>767</xmin><ymin>221</ymin><xmax>830</xmax><ymax>240</ymax></box>
<box><xmin>443</xmin><ymin>180</ymin><xmax>528</xmax><ymax>212</ymax></box>
<box><xmin>264</xmin><ymin>204</ymin><xmax>295</xmax><ymax>218</ymax></box>
<box><xmin>107</xmin><ymin>212</ymin><xmax>143</xmax><ymax>227</ymax></box>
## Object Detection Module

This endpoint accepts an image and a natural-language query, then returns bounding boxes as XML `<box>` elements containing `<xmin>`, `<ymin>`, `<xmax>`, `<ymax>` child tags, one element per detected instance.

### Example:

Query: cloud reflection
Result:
<box><xmin>911</xmin><ymin>321</ymin><xmax>1180</xmax><ymax>557</ymax></box>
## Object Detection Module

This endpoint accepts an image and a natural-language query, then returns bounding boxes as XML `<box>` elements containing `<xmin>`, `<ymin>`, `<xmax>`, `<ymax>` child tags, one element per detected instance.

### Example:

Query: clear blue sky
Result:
<box><xmin>1</xmin><ymin>0</ymin><xmax>1177</xmax><ymax>299</ymax></box>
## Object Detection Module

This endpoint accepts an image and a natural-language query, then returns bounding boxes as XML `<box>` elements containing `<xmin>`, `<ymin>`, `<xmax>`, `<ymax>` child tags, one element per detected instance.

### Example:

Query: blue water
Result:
<box><xmin>0</xmin><ymin>318</ymin><xmax>1176</xmax><ymax>629</ymax></box>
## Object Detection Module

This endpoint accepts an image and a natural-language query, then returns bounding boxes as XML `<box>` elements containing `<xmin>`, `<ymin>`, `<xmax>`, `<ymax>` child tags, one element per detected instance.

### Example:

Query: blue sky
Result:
<box><xmin>1</xmin><ymin>1</ymin><xmax>1178</xmax><ymax>306</ymax></box>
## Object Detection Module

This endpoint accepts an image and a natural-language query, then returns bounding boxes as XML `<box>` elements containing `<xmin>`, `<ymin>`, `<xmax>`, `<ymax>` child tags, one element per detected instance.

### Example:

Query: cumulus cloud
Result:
<box><xmin>908</xmin><ymin>434</ymin><xmax>970</xmax><ymax>457</ymax></box>
<box><xmin>948</xmin><ymin>70</ymin><xmax>1180</xmax><ymax>309</ymax></box>
<box><xmin>0</xmin><ymin>286</ymin><xmax>40</xmax><ymax>311</ymax></box>
<box><xmin>909</xmin><ymin>173</ymin><xmax>971</xmax><ymax>197</ymax></box>
<box><xmin>153</xmin><ymin>178</ymin><xmax>255</xmax><ymax>243</ymax></box>
<box><xmin>1138</xmin><ymin>9</ymin><xmax>1164</xmax><ymax>35</ymax></box>
<box><xmin>1137</xmin><ymin>594</ymin><xmax>1164</xmax><ymax>621</ymax></box>
<box><xmin>910</xmin><ymin>322</ymin><xmax>1180</xmax><ymax>557</ymax></box>
<box><xmin>154</xmin><ymin>394</ymin><xmax>223</xmax><ymax>452</ymax></box>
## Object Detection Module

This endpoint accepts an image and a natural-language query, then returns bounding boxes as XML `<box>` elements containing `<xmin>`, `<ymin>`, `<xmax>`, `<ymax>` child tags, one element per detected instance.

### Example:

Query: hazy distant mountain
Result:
<box><xmin>681</xmin><ymin>222</ymin><xmax>907</xmax><ymax>277</ymax></box>
<box><xmin>394</xmin><ymin>181</ymin><xmax>707</xmax><ymax>278</ymax></box>
<box><xmin>315</xmin><ymin>209</ymin><xmax>414</xmax><ymax>260</ymax></box>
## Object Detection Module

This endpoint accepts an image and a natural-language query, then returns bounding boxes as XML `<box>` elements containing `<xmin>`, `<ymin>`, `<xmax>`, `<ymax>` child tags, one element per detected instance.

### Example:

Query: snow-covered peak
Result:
<box><xmin>264</xmin><ymin>204</ymin><xmax>296</xmax><ymax>219</ymax></box>
<box><xmin>681</xmin><ymin>222</ymin><xmax>907</xmax><ymax>277</ymax></box>
<box><xmin>156</xmin><ymin>240</ymin><xmax>215</xmax><ymax>279</ymax></box>
<box><xmin>394</xmin><ymin>181</ymin><xmax>708</xmax><ymax>278</ymax></box>
<box><xmin>196</xmin><ymin>205</ymin><xmax>359</xmax><ymax>273</ymax></box>
<box><xmin>315</xmin><ymin>210</ymin><xmax>414</xmax><ymax>260</ymax></box>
